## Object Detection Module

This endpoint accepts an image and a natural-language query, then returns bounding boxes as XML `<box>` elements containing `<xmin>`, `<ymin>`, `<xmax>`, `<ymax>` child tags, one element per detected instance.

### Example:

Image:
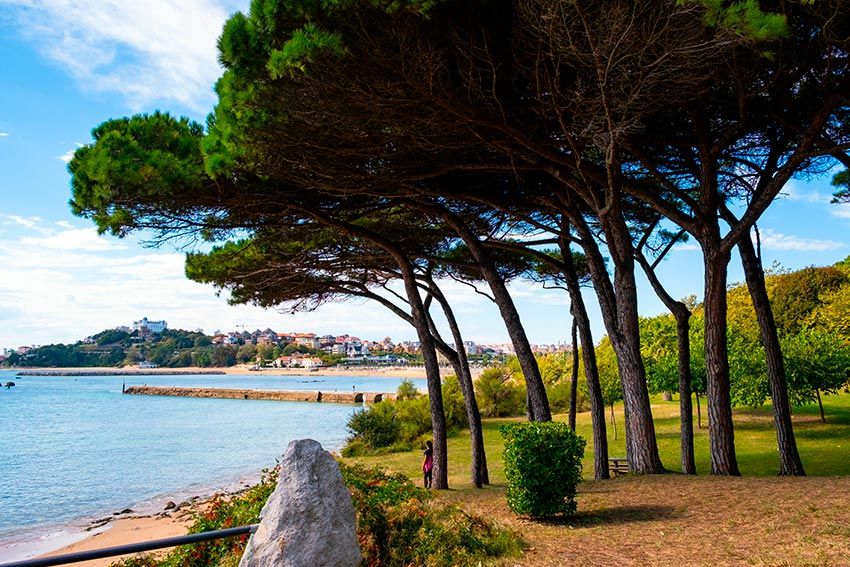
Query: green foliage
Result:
<box><xmin>69</xmin><ymin>112</ymin><xmax>206</xmax><ymax>237</ymax></box>
<box><xmin>543</xmin><ymin>380</ymin><xmax>580</xmax><ymax>414</ymax></box>
<box><xmin>770</xmin><ymin>267</ymin><xmax>847</xmax><ymax>334</ymax></box>
<box><xmin>439</xmin><ymin>375</ymin><xmax>469</xmax><ymax>431</ymax></box>
<box><xmin>716</xmin><ymin>261</ymin><xmax>850</xmax><ymax>408</ymax></box>
<box><xmin>340</xmin><ymin>463</ymin><xmax>522</xmax><ymax>567</ymax></box>
<box><xmin>639</xmin><ymin>313</ymin><xmax>706</xmax><ymax>396</ymax></box>
<box><xmin>685</xmin><ymin>0</ymin><xmax>788</xmax><ymax>41</ymax></box>
<box><xmin>94</xmin><ymin>329</ymin><xmax>130</xmax><ymax>345</ymax></box>
<box><xmin>343</xmin><ymin>377</ymin><xmax>468</xmax><ymax>456</ymax></box>
<box><xmin>267</xmin><ymin>24</ymin><xmax>347</xmax><ymax>77</ymax></box>
<box><xmin>394</xmin><ymin>396</ymin><xmax>433</xmax><ymax>445</ymax></box>
<box><xmin>396</xmin><ymin>378</ymin><xmax>420</xmax><ymax>400</ymax></box>
<box><xmin>500</xmin><ymin>421</ymin><xmax>585</xmax><ymax>518</ymax></box>
<box><xmin>594</xmin><ymin>337</ymin><xmax>624</xmax><ymax>406</ymax></box>
<box><xmin>474</xmin><ymin>366</ymin><xmax>525</xmax><ymax>417</ymax></box>
<box><xmin>117</xmin><ymin>463</ymin><xmax>522</xmax><ymax>567</ymax></box>
<box><xmin>535</xmin><ymin>352</ymin><xmax>569</xmax><ymax>385</ymax></box>
<box><xmin>782</xmin><ymin>328</ymin><xmax>850</xmax><ymax>406</ymax></box>
<box><xmin>807</xmin><ymin>284</ymin><xmax>850</xmax><ymax>338</ymax></box>
<box><xmin>728</xmin><ymin>325</ymin><xmax>770</xmax><ymax>407</ymax></box>
<box><xmin>346</xmin><ymin>401</ymin><xmax>401</xmax><ymax>451</ymax></box>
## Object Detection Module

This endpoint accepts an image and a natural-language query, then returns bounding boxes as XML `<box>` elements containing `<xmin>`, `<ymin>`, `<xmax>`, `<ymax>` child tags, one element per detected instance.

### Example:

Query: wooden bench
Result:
<box><xmin>608</xmin><ymin>457</ymin><xmax>629</xmax><ymax>477</ymax></box>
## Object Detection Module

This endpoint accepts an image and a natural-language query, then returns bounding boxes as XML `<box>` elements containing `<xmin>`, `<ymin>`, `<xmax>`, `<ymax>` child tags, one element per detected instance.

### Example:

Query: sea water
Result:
<box><xmin>0</xmin><ymin>369</ymin><xmax>425</xmax><ymax>560</ymax></box>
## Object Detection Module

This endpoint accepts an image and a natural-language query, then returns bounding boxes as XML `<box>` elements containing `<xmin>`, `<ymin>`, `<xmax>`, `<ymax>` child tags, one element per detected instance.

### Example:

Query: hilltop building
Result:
<box><xmin>132</xmin><ymin>317</ymin><xmax>168</xmax><ymax>335</ymax></box>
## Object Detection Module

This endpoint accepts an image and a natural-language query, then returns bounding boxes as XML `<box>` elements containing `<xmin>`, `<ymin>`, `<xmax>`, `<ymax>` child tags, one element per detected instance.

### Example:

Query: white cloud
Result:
<box><xmin>754</xmin><ymin>228</ymin><xmax>844</xmax><ymax>252</ymax></box>
<box><xmin>0</xmin><ymin>214</ymin><xmax>44</xmax><ymax>231</ymax></box>
<box><xmin>0</xmin><ymin>215</ymin><xmax>481</xmax><ymax>347</ymax></box>
<box><xmin>20</xmin><ymin>228</ymin><xmax>127</xmax><ymax>251</ymax></box>
<box><xmin>829</xmin><ymin>204</ymin><xmax>850</xmax><ymax>220</ymax></box>
<box><xmin>0</xmin><ymin>132</ymin><xmax>8</xmax><ymax>137</ymax></box>
<box><xmin>780</xmin><ymin>181</ymin><xmax>831</xmax><ymax>204</ymax></box>
<box><xmin>1</xmin><ymin>0</ymin><xmax>236</xmax><ymax>111</ymax></box>
<box><xmin>58</xmin><ymin>144</ymin><xmax>83</xmax><ymax>163</ymax></box>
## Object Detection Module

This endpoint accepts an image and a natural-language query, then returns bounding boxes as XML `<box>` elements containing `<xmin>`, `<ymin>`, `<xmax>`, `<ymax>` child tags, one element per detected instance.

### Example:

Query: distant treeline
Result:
<box><xmin>2</xmin><ymin>328</ymin><xmax>347</xmax><ymax>368</ymax></box>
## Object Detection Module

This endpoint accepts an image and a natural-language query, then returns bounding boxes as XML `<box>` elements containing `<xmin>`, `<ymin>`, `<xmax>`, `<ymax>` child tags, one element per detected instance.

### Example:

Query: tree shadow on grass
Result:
<box><xmin>527</xmin><ymin>505</ymin><xmax>681</xmax><ymax>527</ymax></box>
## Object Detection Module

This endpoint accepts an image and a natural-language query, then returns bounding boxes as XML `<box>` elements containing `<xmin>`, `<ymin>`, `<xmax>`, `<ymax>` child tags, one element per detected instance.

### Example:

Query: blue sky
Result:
<box><xmin>0</xmin><ymin>1</ymin><xmax>848</xmax><ymax>350</ymax></box>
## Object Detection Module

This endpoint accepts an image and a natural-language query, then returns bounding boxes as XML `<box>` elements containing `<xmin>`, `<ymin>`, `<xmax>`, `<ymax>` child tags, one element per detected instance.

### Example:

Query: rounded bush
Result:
<box><xmin>500</xmin><ymin>421</ymin><xmax>585</xmax><ymax>517</ymax></box>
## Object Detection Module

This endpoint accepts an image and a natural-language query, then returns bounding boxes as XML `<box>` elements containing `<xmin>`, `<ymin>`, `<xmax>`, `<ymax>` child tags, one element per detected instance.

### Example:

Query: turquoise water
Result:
<box><xmin>0</xmin><ymin>370</ymin><xmax>424</xmax><ymax>559</ymax></box>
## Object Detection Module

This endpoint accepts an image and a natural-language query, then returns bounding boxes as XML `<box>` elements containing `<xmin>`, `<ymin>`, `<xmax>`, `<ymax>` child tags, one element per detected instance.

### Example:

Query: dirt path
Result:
<box><xmin>441</xmin><ymin>475</ymin><xmax>850</xmax><ymax>566</ymax></box>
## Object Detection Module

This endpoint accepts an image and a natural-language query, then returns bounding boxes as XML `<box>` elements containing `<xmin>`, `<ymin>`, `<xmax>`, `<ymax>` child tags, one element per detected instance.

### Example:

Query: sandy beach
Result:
<box><xmin>41</xmin><ymin>515</ymin><xmax>193</xmax><ymax>567</ymax></box>
<box><xmin>13</xmin><ymin>364</ymin><xmax>434</xmax><ymax>379</ymax></box>
<box><xmin>38</xmin><ymin>498</ymin><xmax>212</xmax><ymax>567</ymax></box>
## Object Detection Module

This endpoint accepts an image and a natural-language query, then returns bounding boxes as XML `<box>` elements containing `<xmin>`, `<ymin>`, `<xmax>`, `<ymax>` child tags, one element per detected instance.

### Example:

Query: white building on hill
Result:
<box><xmin>132</xmin><ymin>317</ymin><xmax>168</xmax><ymax>334</ymax></box>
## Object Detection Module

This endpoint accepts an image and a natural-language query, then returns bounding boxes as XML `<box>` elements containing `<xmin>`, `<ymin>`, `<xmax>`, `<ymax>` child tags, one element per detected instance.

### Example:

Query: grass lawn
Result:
<box><xmin>341</xmin><ymin>391</ymin><xmax>850</xmax><ymax>565</ymax></box>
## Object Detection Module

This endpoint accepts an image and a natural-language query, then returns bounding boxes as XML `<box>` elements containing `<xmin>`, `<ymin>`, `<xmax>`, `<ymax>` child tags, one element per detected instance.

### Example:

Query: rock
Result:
<box><xmin>164</xmin><ymin>501</ymin><xmax>177</xmax><ymax>510</ymax></box>
<box><xmin>239</xmin><ymin>439</ymin><xmax>360</xmax><ymax>567</ymax></box>
<box><xmin>113</xmin><ymin>508</ymin><xmax>133</xmax><ymax>516</ymax></box>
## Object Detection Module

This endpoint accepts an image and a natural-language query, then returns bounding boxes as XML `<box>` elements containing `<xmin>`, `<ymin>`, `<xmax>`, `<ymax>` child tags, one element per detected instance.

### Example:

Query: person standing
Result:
<box><xmin>422</xmin><ymin>440</ymin><xmax>433</xmax><ymax>489</ymax></box>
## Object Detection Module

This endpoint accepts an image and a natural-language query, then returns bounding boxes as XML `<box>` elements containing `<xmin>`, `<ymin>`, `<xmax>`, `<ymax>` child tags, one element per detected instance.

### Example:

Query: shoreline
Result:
<box><xmin>6</xmin><ymin>364</ymin><xmax>442</xmax><ymax>380</ymax></box>
<box><xmin>0</xmin><ymin>474</ymin><xmax>259</xmax><ymax>566</ymax></box>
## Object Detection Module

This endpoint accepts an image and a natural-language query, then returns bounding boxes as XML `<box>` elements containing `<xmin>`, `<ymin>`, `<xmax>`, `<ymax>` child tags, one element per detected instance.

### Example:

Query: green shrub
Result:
<box><xmin>396</xmin><ymin>378</ymin><xmax>420</xmax><ymax>400</ymax></box>
<box><xmin>441</xmin><ymin>375</ymin><xmax>470</xmax><ymax>431</ymax></box>
<box><xmin>114</xmin><ymin>464</ymin><xmax>522</xmax><ymax>567</ymax></box>
<box><xmin>344</xmin><ymin>376</ymin><xmax>469</xmax><ymax>455</ymax></box>
<box><xmin>395</xmin><ymin>395</ymin><xmax>432</xmax><ymax>442</ymax></box>
<box><xmin>341</xmin><ymin>463</ymin><xmax>523</xmax><ymax>566</ymax></box>
<box><xmin>546</xmin><ymin>380</ymin><xmax>589</xmax><ymax>414</ymax></box>
<box><xmin>475</xmin><ymin>366</ymin><xmax>525</xmax><ymax>417</ymax></box>
<box><xmin>500</xmin><ymin>421</ymin><xmax>585</xmax><ymax>518</ymax></box>
<box><xmin>346</xmin><ymin>401</ymin><xmax>400</xmax><ymax>449</ymax></box>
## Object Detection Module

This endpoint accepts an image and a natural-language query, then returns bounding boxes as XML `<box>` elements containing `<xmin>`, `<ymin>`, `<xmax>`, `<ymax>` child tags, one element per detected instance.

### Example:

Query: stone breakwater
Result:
<box><xmin>124</xmin><ymin>385</ymin><xmax>394</xmax><ymax>404</ymax></box>
<box><xmin>18</xmin><ymin>370</ymin><xmax>227</xmax><ymax>376</ymax></box>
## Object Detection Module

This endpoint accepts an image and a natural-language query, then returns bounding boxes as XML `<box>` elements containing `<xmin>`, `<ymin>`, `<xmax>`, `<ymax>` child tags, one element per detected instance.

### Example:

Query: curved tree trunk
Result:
<box><xmin>433</xmin><ymin>206</ymin><xmax>551</xmax><ymax>421</ymax></box>
<box><xmin>635</xmin><ymin>250</ymin><xmax>696</xmax><ymax>474</ymax></box>
<box><xmin>569</xmin><ymin>316</ymin><xmax>579</xmax><ymax>431</ymax></box>
<box><xmin>702</xmin><ymin>245</ymin><xmax>740</xmax><ymax>476</ymax></box>
<box><xmin>572</xmin><ymin>209</ymin><xmax>663</xmax><ymax>473</ymax></box>
<box><xmin>426</xmin><ymin>284</ymin><xmax>489</xmax><ymax>486</ymax></box>
<box><xmin>304</xmin><ymin>212</ymin><xmax>449</xmax><ymax>488</ymax></box>
<box><xmin>561</xmin><ymin>228</ymin><xmax>609</xmax><ymax>479</ymax></box>
<box><xmin>396</xmin><ymin>262</ymin><xmax>449</xmax><ymax>489</ymax></box>
<box><xmin>738</xmin><ymin>235</ymin><xmax>805</xmax><ymax>475</ymax></box>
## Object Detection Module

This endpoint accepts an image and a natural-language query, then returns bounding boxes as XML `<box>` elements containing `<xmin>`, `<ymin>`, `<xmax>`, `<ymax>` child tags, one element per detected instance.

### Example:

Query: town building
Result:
<box><xmin>132</xmin><ymin>317</ymin><xmax>168</xmax><ymax>334</ymax></box>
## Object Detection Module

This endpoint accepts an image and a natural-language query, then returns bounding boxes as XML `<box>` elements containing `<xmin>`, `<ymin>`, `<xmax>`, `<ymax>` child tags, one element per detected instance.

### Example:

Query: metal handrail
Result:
<box><xmin>0</xmin><ymin>524</ymin><xmax>259</xmax><ymax>567</ymax></box>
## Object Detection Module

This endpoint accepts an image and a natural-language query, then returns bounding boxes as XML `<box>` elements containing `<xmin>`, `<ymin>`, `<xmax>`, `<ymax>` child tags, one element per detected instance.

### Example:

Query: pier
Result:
<box><xmin>123</xmin><ymin>386</ymin><xmax>394</xmax><ymax>404</ymax></box>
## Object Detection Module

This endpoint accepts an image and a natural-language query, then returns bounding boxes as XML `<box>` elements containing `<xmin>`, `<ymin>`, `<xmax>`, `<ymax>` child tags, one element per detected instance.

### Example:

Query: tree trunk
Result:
<box><xmin>696</xmin><ymin>392</ymin><xmax>702</xmax><ymax>429</ymax></box>
<box><xmin>738</xmin><ymin>235</ymin><xmax>805</xmax><ymax>475</ymax></box>
<box><xmin>611</xmin><ymin>404</ymin><xmax>617</xmax><ymax>441</ymax></box>
<box><xmin>561</xmin><ymin>229</ymin><xmax>609</xmax><ymax>479</ymax></box>
<box><xmin>816</xmin><ymin>389</ymin><xmax>825</xmax><ymax>423</ymax></box>
<box><xmin>569</xmin><ymin>316</ymin><xmax>579</xmax><ymax>431</ymax></box>
<box><xmin>635</xmin><ymin>247</ymin><xmax>696</xmax><ymax>474</ymax></box>
<box><xmin>676</xmin><ymin>316</ymin><xmax>697</xmax><ymax>474</ymax></box>
<box><xmin>569</xmin><ymin>210</ymin><xmax>663</xmax><ymax>472</ymax></box>
<box><xmin>435</xmin><ymin>208</ymin><xmax>551</xmax><ymax>421</ymax></box>
<box><xmin>428</xmin><ymin>285</ymin><xmax>489</xmax><ymax>486</ymax></box>
<box><xmin>600</xmin><ymin>212</ymin><xmax>665</xmax><ymax>474</ymax></box>
<box><xmin>396</xmin><ymin>263</ymin><xmax>449</xmax><ymax>489</ymax></box>
<box><xmin>702</xmin><ymin>246</ymin><xmax>740</xmax><ymax>476</ymax></box>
